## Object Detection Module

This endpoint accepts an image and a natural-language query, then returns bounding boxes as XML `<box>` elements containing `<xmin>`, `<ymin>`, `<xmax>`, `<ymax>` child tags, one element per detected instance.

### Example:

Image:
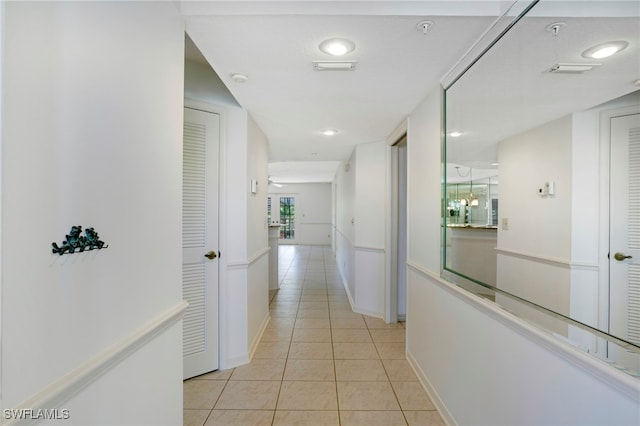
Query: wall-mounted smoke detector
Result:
<box><xmin>313</xmin><ymin>61</ymin><xmax>357</xmax><ymax>71</ymax></box>
<box><xmin>548</xmin><ymin>63</ymin><xmax>601</xmax><ymax>74</ymax></box>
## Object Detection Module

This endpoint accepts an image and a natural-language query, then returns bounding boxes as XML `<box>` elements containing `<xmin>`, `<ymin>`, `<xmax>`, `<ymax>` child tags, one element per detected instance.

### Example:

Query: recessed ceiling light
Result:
<box><xmin>230</xmin><ymin>73</ymin><xmax>249</xmax><ymax>83</ymax></box>
<box><xmin>319</xmin><ymin>38</ymin><xmax>355</xmax><ymax>56</ymax></box>
<box><xmin>582</xmin><ymin>41</ymin><xmax>629</xmax><ymax>59</ymax></box>
<box><xmin>449</xmin><ymin>131</ymin><xmax>464</xmax><ymax>138</ymax></box>
<box><xmin>321</xmin><ymin>129</ymin><xmax>339</xmax><ymax>136</ymax></box>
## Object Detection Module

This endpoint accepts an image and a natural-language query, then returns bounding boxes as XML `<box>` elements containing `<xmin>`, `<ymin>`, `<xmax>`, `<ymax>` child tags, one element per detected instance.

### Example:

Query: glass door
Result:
<box><xmin>279</xmin><ymin>196</ymin><xmax>296</xmax><ymax>244</ymax></box>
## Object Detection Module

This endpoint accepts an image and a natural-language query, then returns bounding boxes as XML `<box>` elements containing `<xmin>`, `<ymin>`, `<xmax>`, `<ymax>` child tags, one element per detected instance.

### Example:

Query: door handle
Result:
<box><xmin>204</xmin><ymin>251</ymin><xmax>218</xmax><ymax>260</ymax></box>
<box><xmin>614</xmin><ymin>252</ymin><xmax>632</xmax><ymax>261</ymax></box>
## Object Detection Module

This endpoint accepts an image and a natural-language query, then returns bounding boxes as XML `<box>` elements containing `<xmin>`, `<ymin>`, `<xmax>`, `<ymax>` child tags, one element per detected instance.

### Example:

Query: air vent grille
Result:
<box><xmin>548</xmin><ymin>63</ymin><xmax>600</xmax><ymax>74</ymax></box>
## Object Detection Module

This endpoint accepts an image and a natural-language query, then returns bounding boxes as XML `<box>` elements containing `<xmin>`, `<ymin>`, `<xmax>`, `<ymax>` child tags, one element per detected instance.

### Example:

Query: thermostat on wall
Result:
<box><xmin>538</xmin><ymin>181</ymin><xmax>555</xmax><ymax>197</ymax></box>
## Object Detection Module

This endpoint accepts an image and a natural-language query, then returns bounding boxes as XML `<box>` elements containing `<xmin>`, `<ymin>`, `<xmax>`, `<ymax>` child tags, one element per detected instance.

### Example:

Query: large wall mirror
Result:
<box><xmin>443</xmin><ymin>0</ymin><xmax>640</xmax><ymax>375</ymax></box>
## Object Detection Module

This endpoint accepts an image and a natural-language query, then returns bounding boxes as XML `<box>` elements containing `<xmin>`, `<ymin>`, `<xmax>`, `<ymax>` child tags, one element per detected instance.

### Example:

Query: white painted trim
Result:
<box><xmin>226</xmin><ymin>246</ymin><xmax>270</xmax><ymax>269</ymax></box>
<box><xmin>351</xmin><ymin>305</ymin><xmax>385</xmax><ymax>320</ymax></box>
<box><xmin>406</xmin><ymin>350</ymin><xmax>455</xmax><ymax>426</ymax></box>
<box><xmin>249</xmin><ymin>246</ymin><xmax>270</xmax><ymax>264</ymax></box>
<box><xmin>495</xmin><ymin>247</ymin><xmax>569</xmax><ymax>267</ymax></box>
<box><xmin>342</xmin><ymin>272</ymin><xmax>356</xmax><ymax>307</ymax></box>
<box><xmin>386</xmin><ymin>119</ymin><xmax>408</xmax><ymax>146</ymax></box>
<box><xmin>0</xmin><ymin>0</ymin><xmax>5</xmax><ymax>414</ymax></box>
<box><xmin>334</xmin><ymin>227</ymin><xmax>354</xmax><ymax>246</ymax></box>
<box><xmin>5</xmin><ymin>301</ymin><xmax>188</xmax><ymax>424</ymax></box>
<box><xmin>495</xmin><ymin>247</ymin><xmax>599</xmax><ymax>270</ymax></box>
<box><xmin>408</xmin><ymin>261</ymin><xmax>640</xmax><ymax>400</ymax></box>
<box><xmin>341</xmin><ymin>274</ymin><xmax>383</xmax><ymax>319</ymax></box>
<box><xmin>386</xmin><ymin>143</ymin><xmax>398</xmax><ymax>324</ymax></box>
<box><xmin>353</xmin><ymin>245</ymin><xmax>385</xmax><ymax>253</ymax></box>
<box><xmin>226</xmin><ymin>262</ymin><xmax>248</xmax><ymax>271</ymax></box>
<box><xmin>248</xmin><ymin>314</ymin><xmax>271</xmax><ymax>361</ymax></box>
<box><xmin>226</xmin><ymin>354</ymin><xmax>251</xmax><ymax>369</ymax></box>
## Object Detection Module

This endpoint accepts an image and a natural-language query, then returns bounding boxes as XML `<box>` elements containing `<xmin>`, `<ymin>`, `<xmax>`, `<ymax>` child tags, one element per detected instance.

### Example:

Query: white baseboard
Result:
<box><xmin>226</xmin><ymin>355</ymin><xmax>251</xmax><ymax>369</ymax></box>
<box><xmin>249</xmin><ymin>313</ymin><xmax>271</xmax><ymax>361</ymax></box>
<box><xmin>338</xmin><ymin>264</ymin><xmax>384</xmax><ymax>319</ymax></box>
<box><xmin>406</xmin><ymin>349</ymin><xmax>456</xmax><ymax>426</ymax></box>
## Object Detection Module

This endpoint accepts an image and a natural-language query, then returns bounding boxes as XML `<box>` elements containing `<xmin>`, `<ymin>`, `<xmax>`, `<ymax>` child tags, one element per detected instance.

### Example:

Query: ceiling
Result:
<box><xmin>446</xmin><ymin>8</ymin><xmax>640</xmax><ymax>176</ymax></box>
<box><xmin>180</xmin><ymin>0</ymin><xmax>502</xmax><ymax>183</ymax></box>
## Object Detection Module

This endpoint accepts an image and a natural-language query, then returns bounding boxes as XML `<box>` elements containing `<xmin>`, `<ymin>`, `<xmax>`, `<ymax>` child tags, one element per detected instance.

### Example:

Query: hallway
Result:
<box><xmin>183</xmin><ymin>245</ymin><xmax>444</xmax><ymax>425</ymax></box>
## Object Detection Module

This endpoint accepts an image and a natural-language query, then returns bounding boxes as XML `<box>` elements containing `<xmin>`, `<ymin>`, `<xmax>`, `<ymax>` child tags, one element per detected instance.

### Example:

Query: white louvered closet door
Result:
<box><xmin>183</xmin><ymin>107</ymin><xmax>219</xmax><ymax>379</ymax></box>
<box><xmin>609</xmin><ymin>113</ymin><xmax>640</xmax><ymax>370</ymax></box>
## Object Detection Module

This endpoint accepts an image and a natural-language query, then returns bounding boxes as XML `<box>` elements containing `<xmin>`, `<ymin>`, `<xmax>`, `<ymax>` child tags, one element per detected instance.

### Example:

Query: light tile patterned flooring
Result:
<box><xmin>184</xmin><ymin>245</ymin><xmax>444</xmax><ymax>426</ymax></box>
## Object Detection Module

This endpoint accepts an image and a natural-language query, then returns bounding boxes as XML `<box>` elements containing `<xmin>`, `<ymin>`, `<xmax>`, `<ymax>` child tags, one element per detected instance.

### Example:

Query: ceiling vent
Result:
<box><xmin>313</xmin><ymin>61</ymin><xmax>357</xmax><ymax>71</ymax></box>
<box><xmin>547</xmin><ymin>63</ymin><xmax>601</xmax><ymax>74</ymax></box>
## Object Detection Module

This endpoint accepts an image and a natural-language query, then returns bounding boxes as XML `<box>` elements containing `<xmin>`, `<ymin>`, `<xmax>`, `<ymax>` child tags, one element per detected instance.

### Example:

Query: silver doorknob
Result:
<box><xmin>204</xmin><ymin>251</ymin><xmax>218</xmax><ymax>260</ymax></box>
<box><xmin>614</xmin><ymin>252</ymin><xmax>632</xmax><ymax>261</ymax></box>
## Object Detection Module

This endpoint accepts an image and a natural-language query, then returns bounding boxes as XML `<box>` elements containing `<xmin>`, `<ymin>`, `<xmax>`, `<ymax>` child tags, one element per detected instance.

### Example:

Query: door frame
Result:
<box><xmin>385</xmin><ymin>120</ymin><xmax>408</xmax><ymax>324</ymax></box>
<box><xmin>598</xmin><ymin>103</ymin><xmax>640</xmax><ymax>340</ymax></box>
<box><xmin>184</xmin><ymin>98</ymin><xmax>227</xmax><ymax>369</ymax></box>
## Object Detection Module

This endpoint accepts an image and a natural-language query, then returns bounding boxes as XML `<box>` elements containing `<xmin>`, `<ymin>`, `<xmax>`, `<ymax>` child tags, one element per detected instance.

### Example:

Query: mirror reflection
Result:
<box><xmin>443</xmin><ymin>0</ymin><xmax>640</xmax><ymax>372</ymax></box>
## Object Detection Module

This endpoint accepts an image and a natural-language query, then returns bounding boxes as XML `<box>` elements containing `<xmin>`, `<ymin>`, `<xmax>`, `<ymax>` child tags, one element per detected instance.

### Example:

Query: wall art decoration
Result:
<box><xmin>52</xmin><ymin>226</ymin><xmax>108</xmax><ymax>255</ymax></box>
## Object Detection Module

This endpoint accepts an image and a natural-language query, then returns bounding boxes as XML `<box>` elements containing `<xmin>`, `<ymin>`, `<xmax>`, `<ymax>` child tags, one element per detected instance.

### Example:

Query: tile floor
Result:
<box><xmin>184</xmin><ymin>245</ymin><xmax>444</xmax><ymax>426</ymax></box>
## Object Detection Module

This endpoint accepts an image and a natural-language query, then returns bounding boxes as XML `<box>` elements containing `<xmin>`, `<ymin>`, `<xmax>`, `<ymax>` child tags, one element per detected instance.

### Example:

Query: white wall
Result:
<box><xmin>354</xmin><ymin>142</ymin><xmax>387</xmax><ymax>317</ymax></box>
<box><xmin>335</xmin><ymin>142</ymin><xmax>388</xmax><ymax>318</ymax></box>
<box><xmin>246</xmin><ymin>115</ymin><xmax>270</xmax><ymax>360</ymax></box>
<box><xmin>183</xmin><ymin>45</ymin><xmax>270</xmax><ymax>368</ymax></box>
<box><xmin>496</xmin><ymin>116</ymin><xmax>573</xmax><ymax>328</ymax></box>
<box><xmin>335</xmin><ymin>154</ymin><xmax>356</xmax><ymax>299</ymax></box>
<box><xmin>406</xmin><ymin>87</ymin><xmax>639</xmax><ymax>426</ymax></box>
<box><xmin>498</xmin><ymin>116</ymin><xmax>572</xmax><ymax>259</ymax></box>
<box><xmin>247</xmin><ymin>116</ymin><xmax>269</xmax><ymax>257</ymax></box>
<box><xmin>354</xmin><ymin>142</ymin><xmax>387</xmax><ymax>250</ymax></box>
<box><xmin>221</xmin><ymin>108</ymin><xmax>270</xmax><ymax>368</ymax></box>
<box><xmin>269</xmin><ymin>183</ymin><xmax>332</xmax><ymax>245</ymax></box>
<box><xmin>184</xmin><ymin>59</ymin><xmax>240</xmax><ymax>108</ymax></box>
<box><xmin>2</xmin><ymin>2</ymin><xmax>184</xmax><ymax>424</ymax></box>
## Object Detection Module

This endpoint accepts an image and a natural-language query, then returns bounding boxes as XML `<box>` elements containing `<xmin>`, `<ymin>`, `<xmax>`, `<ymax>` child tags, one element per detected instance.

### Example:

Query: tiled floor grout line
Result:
<box><xmin>184</xmin><ymin>245</ymin><xmax>443</xmax><ymax>425</ymax></box>
<box><xmin>270</xmin><ymin>266</ymin><xmax>297</xmax><ymax>426</ymax></box>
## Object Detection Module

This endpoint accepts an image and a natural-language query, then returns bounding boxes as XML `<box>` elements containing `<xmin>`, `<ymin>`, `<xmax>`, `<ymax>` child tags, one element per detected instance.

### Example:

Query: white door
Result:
<box><xmin>609</xmin><ymin>113</ymin><xmax>640</xmax><ymax>369</ymax></box>
<box><xmin>183</xmin><ymin>107</ymin><xmax>219</xmax><ymax>379</ymax></box>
